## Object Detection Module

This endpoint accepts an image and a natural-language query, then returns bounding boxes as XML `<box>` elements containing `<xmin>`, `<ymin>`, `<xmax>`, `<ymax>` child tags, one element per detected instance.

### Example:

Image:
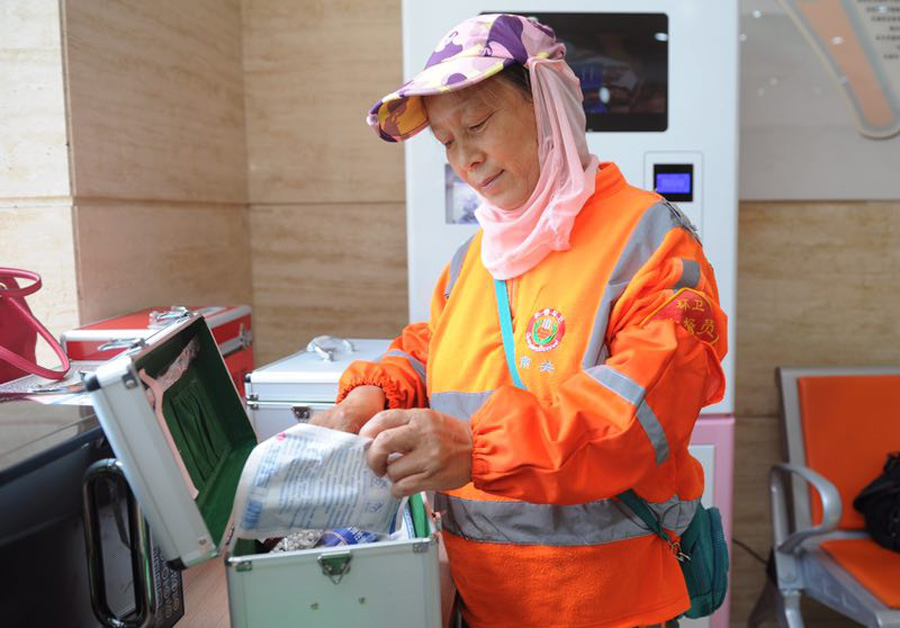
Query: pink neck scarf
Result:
<box><xmin>474</xmin><ymin>56</ymin><xmax>600</xmax><ymax>280</ymax></box>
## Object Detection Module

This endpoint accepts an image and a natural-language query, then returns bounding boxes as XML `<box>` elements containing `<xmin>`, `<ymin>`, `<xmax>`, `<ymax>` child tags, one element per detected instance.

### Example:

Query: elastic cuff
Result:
<box><xmin>337</xmin><ymin>376</ymin><xmax>404</xmax><ymax>409</ymax></box>
<box><xmin>468</xmin><ymin>408</ymin><xmax>493</xmax><ymax>487</ymax></box>
<box><xmin>471</xmin><ymin>454</ymin><xmax>491</xmax><ymax>486</ymax></box>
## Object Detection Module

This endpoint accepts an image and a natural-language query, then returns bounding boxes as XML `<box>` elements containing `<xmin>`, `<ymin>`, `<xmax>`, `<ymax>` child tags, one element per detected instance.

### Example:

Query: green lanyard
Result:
<box><xmin>493</xmin><ymin>279</ymin><xmax>526</xmax><ymax>389</ymax></box>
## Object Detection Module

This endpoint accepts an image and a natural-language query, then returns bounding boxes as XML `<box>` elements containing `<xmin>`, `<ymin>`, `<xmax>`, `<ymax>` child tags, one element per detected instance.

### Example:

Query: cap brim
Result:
<box><xmin>368</xmin><ymin>57</ymin><xmax>514</xmax><ymax>142</ymax></box>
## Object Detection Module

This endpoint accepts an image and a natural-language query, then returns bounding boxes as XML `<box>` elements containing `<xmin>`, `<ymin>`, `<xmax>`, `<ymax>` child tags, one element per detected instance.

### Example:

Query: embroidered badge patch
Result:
<box><xmin>526</xmin><ymin>308</ymin><xmax>566</xmax><ymax>352</ymax></box>
<box><xmin>645</xmin><ymin>288</ymin><xmax>719</xmax><ymax>344</ymax></box>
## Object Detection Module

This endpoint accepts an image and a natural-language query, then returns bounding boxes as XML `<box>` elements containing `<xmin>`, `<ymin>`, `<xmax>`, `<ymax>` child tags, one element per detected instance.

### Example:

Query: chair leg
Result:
<box><xmin>748</xmin><ymin>579</ymin><xmax>778</xmax><ymax>627</ymax></box>
<box><xmin>779</xmin><ymin>590</ymin><xmax>804</xmax><ymax>628</ymax></box>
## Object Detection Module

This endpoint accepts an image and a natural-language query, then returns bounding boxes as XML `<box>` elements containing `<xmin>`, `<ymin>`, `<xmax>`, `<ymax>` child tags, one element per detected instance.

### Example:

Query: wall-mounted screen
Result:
<box><xmin>526</xmin><ymin>12</ymin><xmax>669</xmax><ymax>132</ymax></box>
<box><xmin>653</xmin><ymin>163</ymin><xmax>694</xmax><ymax>202</ymax></box>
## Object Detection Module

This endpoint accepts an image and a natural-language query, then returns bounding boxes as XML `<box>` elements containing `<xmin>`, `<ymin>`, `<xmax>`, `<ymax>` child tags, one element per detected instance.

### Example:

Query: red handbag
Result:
<box><xmin>0</xmin><ymin>268</ymin><xmax>70</xmax><ymax>383</ymax></box>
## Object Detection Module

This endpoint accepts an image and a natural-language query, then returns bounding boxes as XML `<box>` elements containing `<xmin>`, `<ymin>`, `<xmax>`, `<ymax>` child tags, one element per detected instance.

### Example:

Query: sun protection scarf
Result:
<box><xmin>474</xmin><ymin>55</ymin><xmax>600</xmax><ymax>279</ymax></box>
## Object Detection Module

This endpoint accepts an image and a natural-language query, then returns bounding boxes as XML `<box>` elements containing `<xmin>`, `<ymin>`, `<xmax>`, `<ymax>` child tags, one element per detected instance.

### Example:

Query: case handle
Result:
<box><xmin>82</xmin><ymin>458</ymin><xmax>157</xmax><ymax>628</ymax></box>
<box><xmin>306</xmin><ymin>336</ymin><xmax>355</xmax><ymax>362</ymax></box>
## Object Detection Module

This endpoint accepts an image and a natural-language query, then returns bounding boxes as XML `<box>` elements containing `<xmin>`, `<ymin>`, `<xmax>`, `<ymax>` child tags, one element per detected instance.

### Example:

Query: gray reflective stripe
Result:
<box><xmin>444</xmin><ymin>235</ymin><xmax>475</xmax><ymax>300</ymax></box>
<box><xmin>675</xmin><ymin>258</ymin><xmax>701</xmax><ymax>290</ymax></box>
<box><xmin>585</xmin><ymin>365</ymin><xmax>670</xmax><ymax>465</ymax></box>
<box><xmin>430</xmin><ymin>391</ymin><xmax>493</xmax><ymax>421</ymax></box>
<box><xmin>382</xmin><ymin>350</ymin><xmax>426</xmax><ymax>384</ymax></box>
<box><xmin>433</xmin><ymin>493</ymin><xmax>699</xmax><ymax>545</ymax></box>
<box><xmin>663</xmin><ymin>200</ymin><xmax>700</xmax><ymax>240</ymax></box>
<box><xmin>587</xmin><ymin>365</ymin><xmax>644</xmax><ymax>405</ymax></box>
<box><xmin>582</xmin><ymin>201</ymin><xmax>688</xmax><ymax>369</ymax></box>
<box><xmin>596</xmin><ymin>344</ymin><xmax>609</xmax><ymax>366</ymax></box>
<box><xmin>636</xmin><ymin>403</ymin><xmax>669</xmax><ymax>465</ymax></box>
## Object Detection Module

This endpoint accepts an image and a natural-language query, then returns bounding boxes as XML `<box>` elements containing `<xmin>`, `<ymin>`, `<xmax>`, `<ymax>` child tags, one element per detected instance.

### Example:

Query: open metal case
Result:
<box><xmin>86</xmin><ymin>314</ymin><xmax>441</xmax><ymax>627</ymax></box>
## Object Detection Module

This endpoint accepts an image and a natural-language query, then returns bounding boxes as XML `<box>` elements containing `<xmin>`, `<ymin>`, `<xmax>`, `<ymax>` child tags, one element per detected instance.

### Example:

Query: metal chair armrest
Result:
<box><xmin>770</xmin><ymin>462</ymin><xmax>842</xmax><ymax>554</ymax></box>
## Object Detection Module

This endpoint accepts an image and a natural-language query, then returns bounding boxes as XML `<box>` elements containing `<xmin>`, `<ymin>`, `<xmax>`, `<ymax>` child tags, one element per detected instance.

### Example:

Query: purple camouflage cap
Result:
<box><xmin>367</xmin><ymin>13</ymin><xmax>561</xmax><ymax>142</ymax></box>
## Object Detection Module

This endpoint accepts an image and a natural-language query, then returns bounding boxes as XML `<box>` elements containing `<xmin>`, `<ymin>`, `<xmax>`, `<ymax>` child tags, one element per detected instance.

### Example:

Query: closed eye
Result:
<box><xmin>433</xmin><ymin>132</ymin><xmax>453</xmax><ymax>148</ymax></box>
<box><xmin>469</xmin><ymin>114</ymin><xmax>492</xmax><ymax>132</ymax></box>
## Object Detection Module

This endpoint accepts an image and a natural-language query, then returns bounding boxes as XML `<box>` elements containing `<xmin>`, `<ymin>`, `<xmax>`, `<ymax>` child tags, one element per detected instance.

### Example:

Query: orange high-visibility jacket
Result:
<box><xmin>338</xmin><ymin>163</ymin><xmax>728</xmax><ymax>628</ymax></box>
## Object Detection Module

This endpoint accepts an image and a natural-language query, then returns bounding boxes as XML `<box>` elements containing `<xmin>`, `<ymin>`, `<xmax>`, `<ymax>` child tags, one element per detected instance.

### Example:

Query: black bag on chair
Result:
<box><xmin>853</xmin><ymin>452</ymin><xmax>900</xmax><ymax>552</ymax></box>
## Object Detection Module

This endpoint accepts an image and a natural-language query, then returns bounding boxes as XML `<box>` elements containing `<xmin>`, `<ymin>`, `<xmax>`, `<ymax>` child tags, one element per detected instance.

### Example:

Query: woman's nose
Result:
<box><xmin>458</xmin><ymin>139</ymin><xmax>485</xmax><ymax>173</ymax></box>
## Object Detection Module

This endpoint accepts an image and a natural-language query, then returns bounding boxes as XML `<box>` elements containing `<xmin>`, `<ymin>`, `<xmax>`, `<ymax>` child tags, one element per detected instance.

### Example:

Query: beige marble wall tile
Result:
<box><xmin>242</xmin><ymin>0</ymin><xmax>404</xmax><ymax>205</ymax></box>
<box><xmin>74</xmin><ymin>201</ymin><xmax>252</xmax><ymax>324</ymax></box>
<box><xmin>63</xmin><ymin>0</ymin><xmax>247</xmax><ymax>203</ymax></box>
<box><xmin>736</xmin><ymin>201</ymin><xmax>900</xmax><ymax>417</ymax></box>
<box><xmin>0</xmin><ymin>0</ymin><xmax>70</xmax><ymax>199</ymax></box>
<box><xmin>0</xmin><ymin>205</ymin><xmax>79</xmax><ymax>366</ymax></box>
<box><xmin>250</xmin><ymin>202</ymin><xmax>408</xmax><ymax>365</ymax></box>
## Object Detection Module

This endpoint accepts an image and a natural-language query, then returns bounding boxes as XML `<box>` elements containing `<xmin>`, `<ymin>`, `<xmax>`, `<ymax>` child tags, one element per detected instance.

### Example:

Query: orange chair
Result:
<box><xmin>748</xmin><ymin>367</ymin><xmax>900</xmax><ymax>628</ymax></box>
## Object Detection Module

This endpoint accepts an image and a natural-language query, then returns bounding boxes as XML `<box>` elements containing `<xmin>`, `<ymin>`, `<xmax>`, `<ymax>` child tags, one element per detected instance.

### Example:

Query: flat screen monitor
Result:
<box><xmin>525</xmin><ymin>12</ymin><xmax>669</xmax><ymax>132</ymax></box>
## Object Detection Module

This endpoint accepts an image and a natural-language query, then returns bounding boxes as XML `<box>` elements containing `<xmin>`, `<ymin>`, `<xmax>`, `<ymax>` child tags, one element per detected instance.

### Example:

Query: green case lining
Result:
<box><xmin>135</xmin><ymin>318</ymin><xmax>257</xmax><ymax>549</ymax></box>
<box><xmin>232</xmin><ymin>537</ymin><xmax>265</xmax><ymax>558</ymax></box>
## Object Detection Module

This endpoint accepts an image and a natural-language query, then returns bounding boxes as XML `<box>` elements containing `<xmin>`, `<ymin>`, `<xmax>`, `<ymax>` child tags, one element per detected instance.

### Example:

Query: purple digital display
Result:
<box><xmin>655</xmin><ymin>172</ymin><xmax>692</xmax><ymax>195</ymax></box>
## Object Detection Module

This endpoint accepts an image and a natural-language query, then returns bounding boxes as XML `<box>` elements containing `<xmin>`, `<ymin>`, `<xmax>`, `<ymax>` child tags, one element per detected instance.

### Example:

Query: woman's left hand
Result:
<box><xmin>360</xmin><ymin>408</ymin><xmax>473</xmax><ymax>498</ymax></box>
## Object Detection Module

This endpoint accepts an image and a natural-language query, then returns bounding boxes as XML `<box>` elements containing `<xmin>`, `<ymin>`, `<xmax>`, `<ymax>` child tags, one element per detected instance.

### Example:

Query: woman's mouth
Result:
<box><xmin>480</xmin><ymin>171</ymin><xmax>503</xmax><ymax>189</ymax></box>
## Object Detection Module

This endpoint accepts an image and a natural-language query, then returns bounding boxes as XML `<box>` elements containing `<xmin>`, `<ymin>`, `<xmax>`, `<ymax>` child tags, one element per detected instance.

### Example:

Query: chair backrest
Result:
<box><xmin>777</xmin><ymin>367</ymin><xmax>900</xmax><ymax>530</ymax></box>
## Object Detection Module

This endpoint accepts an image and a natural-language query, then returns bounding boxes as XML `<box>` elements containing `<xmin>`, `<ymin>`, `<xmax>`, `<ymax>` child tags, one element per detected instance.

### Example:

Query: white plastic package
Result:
<box><xmin>232</xmin><ymin>422</ymin><xmax>404</xmax><ymax>539</ymax></box>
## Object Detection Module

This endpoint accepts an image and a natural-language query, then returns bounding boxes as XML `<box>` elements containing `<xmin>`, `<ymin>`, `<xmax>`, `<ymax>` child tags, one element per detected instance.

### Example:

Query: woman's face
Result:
<box><xmin>424</xmin><ymin>78</ymin><xmax>540</xmax><ymax>211</ymax></box>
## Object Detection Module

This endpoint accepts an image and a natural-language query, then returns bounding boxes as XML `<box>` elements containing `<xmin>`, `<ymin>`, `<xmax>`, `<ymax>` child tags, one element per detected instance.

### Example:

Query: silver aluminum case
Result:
<box><xmin>245</xmin><ymin>338</ymin><xmax>391</xmax><ymax>440</ymax></box>
<box><xmin>88</xmin><ymin>316</ymin><xmax>229</xmax><ymax>567</ymax></box>
<box><xmin>89</xmin><ymin>320</ymin><xmax>442</xmax><ymax>626</ymax></box>
<box><xmin>223</xmin><ymin>518</ymin><xmax>441</xmax><ymax>627</ymax></box>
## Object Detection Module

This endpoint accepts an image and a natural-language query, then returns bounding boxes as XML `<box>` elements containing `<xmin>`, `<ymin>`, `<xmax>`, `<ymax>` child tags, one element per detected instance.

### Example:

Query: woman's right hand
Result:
<box><xmin>308</xmin><ymin>385</ymin><xmax>386</xmax><ymax>434</ymax></box>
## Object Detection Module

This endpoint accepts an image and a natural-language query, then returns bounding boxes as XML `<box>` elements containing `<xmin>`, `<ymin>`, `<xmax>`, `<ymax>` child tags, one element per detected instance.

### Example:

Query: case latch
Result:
<box><xmin>98</xmin><ymin>338</ymin><xmax>147</xmax><ymax>353</ymax></box>
<box><xmin>318</xmin><ymin>552</ymin><xmax>352</xmax><ymax>584</ymax></box>
<box><xmin>148</xmin><ymin>306</ymin><xmax>191</xmax><ymax>329</ymax></box>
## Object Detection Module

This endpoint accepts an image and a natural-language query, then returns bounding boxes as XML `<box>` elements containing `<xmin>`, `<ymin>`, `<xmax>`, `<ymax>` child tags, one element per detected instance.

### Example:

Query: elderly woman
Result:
<box><xmin>312</xmin><ymin>13</ymin><xmax>727</xmax><ymax>628</ymax></box>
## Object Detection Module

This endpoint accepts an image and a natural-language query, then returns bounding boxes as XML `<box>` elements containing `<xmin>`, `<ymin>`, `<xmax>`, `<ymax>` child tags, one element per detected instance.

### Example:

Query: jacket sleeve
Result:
<box><xmin>335</xmin><ymin>267</ymin><xmax>450</xmax><ymax>409</ymax></box>
<box><xmin>469</xmin><ymin>226</ymin><xmax>728</xmax><ymax>505</ymax></box>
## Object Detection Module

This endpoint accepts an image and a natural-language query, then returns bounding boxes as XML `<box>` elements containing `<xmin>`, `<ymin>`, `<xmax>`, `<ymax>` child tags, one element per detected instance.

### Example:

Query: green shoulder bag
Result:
<box><xmin>618</xmin><ymin>490</ymin><xmax>729</xmax><ymax>619</ymax></box>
